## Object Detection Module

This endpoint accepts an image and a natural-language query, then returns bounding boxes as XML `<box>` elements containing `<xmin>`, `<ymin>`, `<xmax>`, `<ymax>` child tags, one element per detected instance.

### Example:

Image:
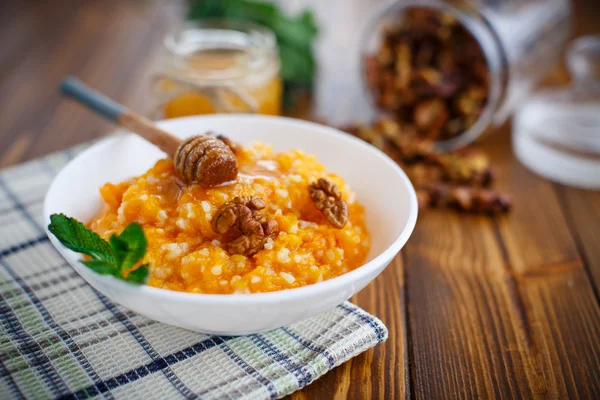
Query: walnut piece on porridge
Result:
<box><xmin>213</xmin><ymin>196</ymin><xmax>279</xmax><ymax>256</ymax></box>
<box><xmin>309</xmin><ymin>178</ymin><xmax>349</xmax><ymax>228</ymax></box>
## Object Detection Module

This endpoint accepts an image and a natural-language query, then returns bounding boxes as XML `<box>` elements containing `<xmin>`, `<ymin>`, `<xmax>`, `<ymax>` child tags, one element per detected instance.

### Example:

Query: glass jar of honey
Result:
<box><xmin>151</xmin><ymin>20</ymin><xmax>282</xmax><ymax>119</ymax></box>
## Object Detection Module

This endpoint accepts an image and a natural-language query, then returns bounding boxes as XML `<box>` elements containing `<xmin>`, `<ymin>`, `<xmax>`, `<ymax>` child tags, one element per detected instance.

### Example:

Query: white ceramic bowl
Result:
<box><xmin>44</xmin><ymin>115</ymin><xmax>417</xmax><ymax>335</ymax></box>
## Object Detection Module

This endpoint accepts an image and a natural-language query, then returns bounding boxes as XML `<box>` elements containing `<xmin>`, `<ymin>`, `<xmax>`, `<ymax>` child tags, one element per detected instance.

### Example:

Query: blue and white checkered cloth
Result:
<box><xmin>0</xmin><ymin>146</ymin><xmax>387</xmax><ymax>400</ymax></box>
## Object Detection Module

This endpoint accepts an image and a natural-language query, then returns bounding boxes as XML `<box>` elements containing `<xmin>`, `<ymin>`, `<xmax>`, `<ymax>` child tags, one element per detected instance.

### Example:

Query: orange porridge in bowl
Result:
<box><xmin>88</xmin><ymin>140</ymin><xmax>370</xmax><ymax>294</ymax></box>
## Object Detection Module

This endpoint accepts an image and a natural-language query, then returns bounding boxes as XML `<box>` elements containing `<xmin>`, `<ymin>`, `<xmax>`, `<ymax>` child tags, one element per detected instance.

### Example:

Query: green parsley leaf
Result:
<box><xmin>48</xmin><ymin>214</ymin><xmax>149</xmax><ymax>284</ymax></box>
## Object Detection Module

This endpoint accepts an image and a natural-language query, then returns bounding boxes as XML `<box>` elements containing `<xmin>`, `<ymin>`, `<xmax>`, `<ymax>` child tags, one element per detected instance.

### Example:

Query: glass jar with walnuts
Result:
<box><xmin>361</xmin><ymin>0</ymin><xmax>572</xmax><ymax>151</ymax></box>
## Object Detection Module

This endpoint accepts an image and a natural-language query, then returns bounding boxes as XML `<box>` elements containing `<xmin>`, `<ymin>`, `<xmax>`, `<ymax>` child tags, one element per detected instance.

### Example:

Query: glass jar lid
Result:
<box><xmin>513</xmin><ymin>35</ymin><xmax>600</xmax><ymax>189</ymax></box>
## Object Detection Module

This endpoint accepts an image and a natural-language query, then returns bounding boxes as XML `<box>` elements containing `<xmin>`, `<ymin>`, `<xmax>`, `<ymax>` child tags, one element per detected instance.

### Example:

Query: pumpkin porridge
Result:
<box><xmin>89</xmin><ymin>139</ymin><xmax>370</xmax><ymax>294</ymax></box>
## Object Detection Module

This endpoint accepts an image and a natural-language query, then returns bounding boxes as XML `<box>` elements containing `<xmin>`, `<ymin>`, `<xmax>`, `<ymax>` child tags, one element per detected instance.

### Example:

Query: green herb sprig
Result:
<box><xmin>187</xmin><ymin>0</ymin><xmax>319</xmax><ymax>102</ymax></box>
<box><xmin>48</xmin><ymin>214</ymin><xmax>149</xmax><ymax>284</ymax></box>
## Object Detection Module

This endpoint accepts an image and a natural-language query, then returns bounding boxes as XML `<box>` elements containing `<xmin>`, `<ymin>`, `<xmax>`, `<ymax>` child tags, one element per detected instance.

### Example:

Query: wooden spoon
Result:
<box><xmin>60</xmin><ymin>76</ymin><xmax>238</xmax><ymax>186</ymax></box>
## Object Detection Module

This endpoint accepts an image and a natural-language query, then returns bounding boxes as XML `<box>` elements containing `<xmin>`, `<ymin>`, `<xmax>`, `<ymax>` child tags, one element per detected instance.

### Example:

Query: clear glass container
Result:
<box><xmin>150</xmin><ymin>20</ymin><xmax>282</xmax><ymax>119</ymax></box>
<box><xmin>361</xmin><ymin>0</ymin><xmax>572</xmax><ymax>151</ymax></box>
<box><xmin>513</xmin><ymin>36</ymin><xmax>600</xmax><ymax>189</ymax></box>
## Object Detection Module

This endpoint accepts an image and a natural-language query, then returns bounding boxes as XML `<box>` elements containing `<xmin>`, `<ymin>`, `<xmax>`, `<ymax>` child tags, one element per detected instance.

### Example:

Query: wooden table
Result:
<box><xmin>2</xmin><ymin>0</ymin><xmax>599</xmax><ymax>398</ymax></box>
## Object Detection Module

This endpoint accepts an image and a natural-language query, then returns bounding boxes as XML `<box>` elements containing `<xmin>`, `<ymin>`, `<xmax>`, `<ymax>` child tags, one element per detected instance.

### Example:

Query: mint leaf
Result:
<box><xmin>48</xmin><ymin>214</ymin><xmax>149</xmax><ymax>284</ymax></box>
<box><xmin>109</xmin><ymin>223</ymin><xmax>147</xmax><ymax>275</ymax></box>
<box><xmin>48</xmin><ymin>214</ymin><xmax>115</xmax><ymax>264</ymax></box>
<box><xmin>125</xmin><ymin>264</ymin><xmax>150</xmax><ymax>284</ymax></box>
<box><xmin>82</xmin><ymin>259</ymin><xmax>118</xmax><ymax>276</ymax></box>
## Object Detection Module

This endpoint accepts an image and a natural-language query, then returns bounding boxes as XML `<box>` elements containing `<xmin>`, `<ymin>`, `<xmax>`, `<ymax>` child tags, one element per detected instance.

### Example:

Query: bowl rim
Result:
<box><xmin>43</xmin><ymin>114</ymin><xmax>418</xmax><ymax>304</ymax></box>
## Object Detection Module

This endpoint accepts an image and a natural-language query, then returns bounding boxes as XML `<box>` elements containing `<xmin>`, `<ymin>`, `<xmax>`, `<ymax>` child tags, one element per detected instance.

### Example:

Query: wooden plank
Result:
<box><xmin>517</xmin><ymin>267</ymin><xmax>600</xmax><ymax>398</ymax></box>
<box><xmin>482</xmin><ymin>132</ymin><xmax>600</xmax><ymax>395</ymax></box>
<box><xmin>0</xmin><ymin>1</ymin><xmax>81</xmax><ymax>77</ymax></box>
<box><xmin>24</xmin><ymin>1</ymin><xmax>160</xmax><ymax>158</ymax></box>
<box><xmin>0</xmin><ymin>133</ymin><xmax>33</xmax><ymax>168</ymax></box>
<box><xmin>350</xmin><ymin>256</ymin><xmax>408</xmax><ymax>399</ymax></box>
<box><xmin>405</xmin><ymin>212</ymin><xmax>529</xmax><ymax>398</ymax></box>
<box><xmin>0</xmin><ymin>1</ymin><xmax>107</xmax><ymax>154</ymax></box>
<box><xmin>404</xmin><ymin>207</ymin><xmax>600</xmax><ymax>398</ymax></box>
<box><xmin>481</xmin><ymin>130</ymin><xmax>580</xmax><ymax>273</ymax></box>
<box><xmin>403</xmin><ymin>124</ymin><xmax>600</xmax><ymax>398</ymax></box>
<box><xmin>556</xmin><ymin>187</ymin><xmax>600</xmax><ymax>296</ymax></box>
<box><xmin>0</xmin><ymin>0</ymin><xmax>181</xmax><ymax>164</ymax></box>
<box><xmin>291</xmin><ymin>256</ymin><xmax>408</xmax><ymax>399</ymax></box>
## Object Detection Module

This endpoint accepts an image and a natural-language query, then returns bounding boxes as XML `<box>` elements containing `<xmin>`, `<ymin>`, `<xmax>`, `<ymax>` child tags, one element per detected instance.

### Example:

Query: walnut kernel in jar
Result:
<box><xmin>364</xmin><ymin>7</ymin><xmax>490</xmax><ymax>142</ymax></box>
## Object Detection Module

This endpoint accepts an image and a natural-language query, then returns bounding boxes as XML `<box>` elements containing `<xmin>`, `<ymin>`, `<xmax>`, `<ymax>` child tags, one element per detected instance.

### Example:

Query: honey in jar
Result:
<box><xmin>152</xmin><ymin>20</ymin><xmax>282</xmax><ymax>118</ymax></box>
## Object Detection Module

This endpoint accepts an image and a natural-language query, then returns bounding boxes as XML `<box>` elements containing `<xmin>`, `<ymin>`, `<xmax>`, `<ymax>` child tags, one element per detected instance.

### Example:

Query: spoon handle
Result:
<box><xmin>60</xmin><ymin>76</ymin><xmax>181</xmax><ymax>156</ymax></box>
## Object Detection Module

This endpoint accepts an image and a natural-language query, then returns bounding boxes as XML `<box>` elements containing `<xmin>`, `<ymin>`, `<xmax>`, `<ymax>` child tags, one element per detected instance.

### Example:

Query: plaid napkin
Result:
<box><xmin>0</xmin><ymin>147</ymin><xmax>387</xmax><ymax>400</ymax></box>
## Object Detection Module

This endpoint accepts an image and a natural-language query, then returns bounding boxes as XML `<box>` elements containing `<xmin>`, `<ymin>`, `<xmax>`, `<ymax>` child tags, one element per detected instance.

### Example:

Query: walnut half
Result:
<box><xmin>212</xmin><ymin>196</ymin><xmax>278</xmax><ymax>256</ymax></box>
<box><xmin>309</xmin><ymin>178</ymin><xmax>349</xmax><ymax>228</ymax></box>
